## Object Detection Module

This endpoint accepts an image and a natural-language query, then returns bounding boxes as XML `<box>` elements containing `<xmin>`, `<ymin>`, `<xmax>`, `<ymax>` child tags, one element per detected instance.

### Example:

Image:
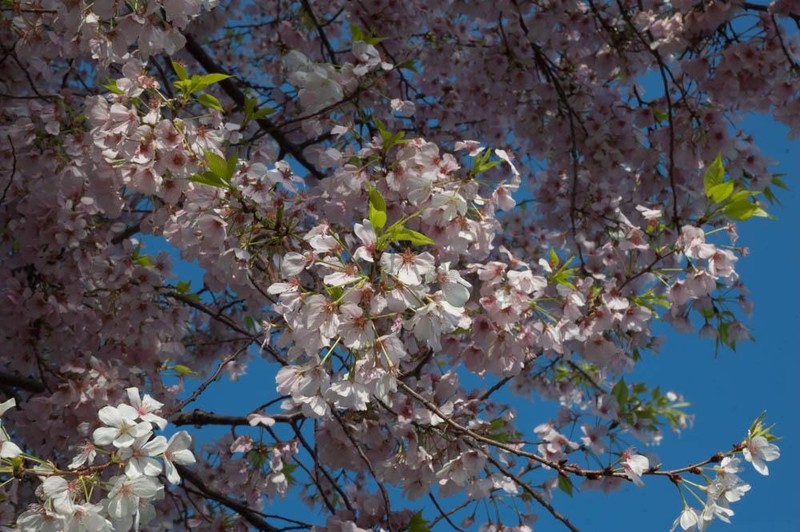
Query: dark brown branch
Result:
<box><xmin>428</xmin><ymin>492</ymin><xmax>465</xmax><ymax>532</ymax></box>
<box><xmin>172</xmin><ymin>409</ymin><xmax>302</xmax><ymax>426</ymax></box>
<box><xmin>482</xmin><ymin>452</ymin><xmax>579</xmax><ymax>532</ymax></box>
<box><xmin>110</xmin><ymin>219</ymin><xmax>145</xmax><ymax>245</ymax></box>
<box><xmin>289</xmin><ymin>420</ymin><xmax>356</xmax><ymax>515</ymax></box>
<box><xmin>0</xmin><ymin>371</ymin><xmax>46</xmax><ymax>393</ymax></box>
<box><xmin>331</xmin><ymin>409</ymin><xmax>392</xmax><ymax>529</ymax></box>
<box><xmin>301</xmin><ymin>0</ymin><xmax>338</xmax><ymax>64</ymax></box>
<box><xmin>176</xmin><ymin>464</ymin><xmax>279</xmax><ymax>531</ymax></box>
<box><xmin>509</xmin><ymin>0</ymin><xmax>588</xmax><ymax>270</ymax></box>
<box><xmin>614</xmin><ymin>0</ymin><xmax>680</xmax><ymax>225</ymax></box>
<box><xmin>478</xmin><ymin>376</ymin><xmax>512</xmax><ymax>401</ymax></box>
<box><xmin>1</xmin><ymin>135</ymin><xmax>16</xmax><ymax>205</ymax></box>
<box><xmin>171</xmin><ymin>345</ymin><xmax>249</xmax><ymax>414</ymax></box>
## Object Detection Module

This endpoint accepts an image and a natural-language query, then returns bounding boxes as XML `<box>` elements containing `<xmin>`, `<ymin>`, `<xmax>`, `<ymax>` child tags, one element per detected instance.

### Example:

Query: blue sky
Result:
<box><xmin>145</xmin><ymin>109</ymin><xmax>799</xmax><ymax>530</ymax></box>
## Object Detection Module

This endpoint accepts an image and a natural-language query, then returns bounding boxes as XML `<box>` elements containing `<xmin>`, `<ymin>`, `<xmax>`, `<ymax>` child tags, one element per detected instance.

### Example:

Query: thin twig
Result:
<box><xmin>177</xmin><ymin>464</ymin><xmax>279</xmax><ymax>531</ymax></box>
<box><xmin>182</xmin><ymin>34</ymin><xmax>324</xmax><ymax>179</ymax></box>
<box><xmin>1</xmin><ymin>135</ymin><xmax>17</xmax><ymax>204</ymax></box>
<box><xmin>171</xmin><ymin>345</ymin><xmax>250</xmax><ymax>414</ymax></box>
<box><xmin>331</xmin><ymin>409</ymin><xmax>392</xmax><ymax>529</ymax></box>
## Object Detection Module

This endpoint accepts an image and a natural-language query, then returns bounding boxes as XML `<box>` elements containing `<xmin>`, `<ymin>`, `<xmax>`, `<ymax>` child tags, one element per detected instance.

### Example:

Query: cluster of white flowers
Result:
<box><xmin>7</xmin><ymin>388</ymin><xmax>196</xmax><ymax>531</ymax></box>
<box><xmin>671</xmin><ymin>436</ymin><xmax>780</xmax><ymax>531</ymax></box>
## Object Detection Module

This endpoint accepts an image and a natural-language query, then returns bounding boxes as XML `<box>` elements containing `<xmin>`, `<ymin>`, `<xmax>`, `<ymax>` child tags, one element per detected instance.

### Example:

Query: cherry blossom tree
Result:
<box><xmin>0</xmin><ymin>0</ymin><xmax>795</xmax><ymax>530</ymax></box>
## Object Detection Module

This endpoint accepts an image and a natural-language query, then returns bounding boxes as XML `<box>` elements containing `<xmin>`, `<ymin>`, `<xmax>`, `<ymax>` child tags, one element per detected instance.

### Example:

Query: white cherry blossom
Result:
<box><xmin>162</xmin><ymin>431</ymin><xmax>196</xmax><ymax>484</ymax></box>
<box><xmin>743</xmin><ymin>436</ymin><xmax>780</xmax><ymax>475</ymax></box>
<box><xmin>92</xmin><ymin>405</ymin><xmax>153</xmax><ymax>448</ymax></box>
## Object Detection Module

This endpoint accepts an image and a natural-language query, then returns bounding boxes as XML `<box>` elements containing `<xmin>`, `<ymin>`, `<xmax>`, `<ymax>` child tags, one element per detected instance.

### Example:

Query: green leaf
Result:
<box><xmin>253</xmin><ymin>107</ymin><xmax>274</xmax><ymax>119</ymax></box>
<box><xmin>134</xmin><ymin>254</ymin><xmax>152</xmax><ymax>267</ymax></box>
<box><xmin>703</xmin><ymin>154</ymin><xmax>725</xmax><ymax>197</ymax></box>
<box><xmin>473</xmin><ymin>148</ymin><xmax>500</xmax><ymax>174</ymax></box>
<box><xmin>728</xmin><ymin>190</ymin><xmax>759</xmax><ymax>202</ymax></box>
<box><xmin>176</xmin><ymin>280</ymin><xmax>192</xmax><ymax>294</ymax></box>
<box><xmin>244</xmin><ymin>97</ymin><xmax>256</xmax><ymax>119</ymax></box>
<box><xmin>226</xmin><ymin>154</ymin><xmax>238</xmax><ymax>180</ymax></box>
<box><xmin>203</xmin><ymin>151</ymin><xmax>236</xmax><ymax>182</ymax></box>
<box><xmin>282</xmin><ymin>461</ymin><xmax>298</xmax><ymax>484</ymax></box>
<box><xmin>391</xmin><ymin>227</ymin><xmax>435</xmax><ymax>246</ymax></box>
<box><xmin>558</xmin><ymin>474</ymin><xmax>574</xmax><ymax>497</ymax></box>
<box><xmin>396</xmin><ymin>59</ymin><xmax>418</xmax><ymax>73</ymax></box>
<box><xmin>771</xmin><ymin>174</ymin><xmax>788</xmax><ymax>190</ymax></box>
<box><xmin>191</xmin><ymin>73</ymin><xmax>231</xmax><ymax>93</ymax></box>
<box><xmin>407</xmin><ymin>512</ymin><xmax>430</xmax><ymax>532</ymax></box>
<box><xmin>247</xmin><ymin>449</ymin><xmax>266</xmax><ymax>469</ymax></box>
<box><xmin>368</xmin><ymin>185</ymin><xmax>388</xmax><ymax>230</ymax></box>
<box><xmin>762</xmin><ymin>186</ymin><xmax>780</xmax><ymax>206</ymax></box>
<box><xmin>706</xmin><ymin>181</ymin><xmax>734</xmax><ymax>204</ymax></box>
<box><xmin>552</xmin><ymin>271</ymin><xmax>576</xmax><ymax>290</ymax></box>
<box><xmin>172</xmin><ymin>60</ymin><xmax>188</xmax><ymax>81</ymax></box>
<box><xmin>173</xmin><ymin>364</ymin><xmax>199</xmax><ymax>377</ymax></box>
<box><xmin>189</xmin><ymin>171</ymin><xmax>229</xmax><ymax>189</ymax></box>
<box><xmin>548</xmin><ymin>248</ymin><xmax>560</xmax><ymax>269</ymax></box>
<box><xmin>723</xmin><ymin>199</ymin><xmax>769</xmax><ymax>221</ymax></box>
<box><xmin>196</xmin><ymin>93</ymin><xmax>224</xmax><ymax>111</ymax></box>
<box><xmin>652</xmin><ymin>108</ymin><xmax>669</xmax><ymax>123</ymax></box>
<box><xmin>103</xmin><ymin>80</ymin><xmax>124</xmax><ymax>95</ymax></box>
<box><xmin>243</xmin><ymin>98</ymin><xmax>274</xmax><ymax>122</ymax></box>
<box><xmin>611</xmin><ymin>379</ymin><xmax>628</xmax><ymax>406</ymax></box>
<box><xmin>349</xmin><ymin>23</ymin><xmax>365</xmax><ymax>42</ymax></box>
<box><xmin>325</xmin><ymin>285</ymin><xmax>344</xmax><ymax>301</ymax></box>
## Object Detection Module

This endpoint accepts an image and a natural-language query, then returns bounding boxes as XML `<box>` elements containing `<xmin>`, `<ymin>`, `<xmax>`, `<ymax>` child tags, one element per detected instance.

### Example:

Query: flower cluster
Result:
<box><xmin>670</xmin><ymin>421</ymin><xmax>781</xmax><ymax>531</ymax></box>
<box><xmin>9</xmin><ymin>389</ymin><xmax>195</xmax><ymax>531</ymax></box>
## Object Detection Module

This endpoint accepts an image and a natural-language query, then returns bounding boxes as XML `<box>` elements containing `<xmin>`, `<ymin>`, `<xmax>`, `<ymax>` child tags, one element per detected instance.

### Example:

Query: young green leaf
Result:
<box><xmin>651</xmin><ymin>108</ymin><xmax>669</xmax><ymax>123</ymax></box>
<box><xmin>549</xmin><ymin>247</ymin><xmax>560</xmax><ymax>269</ymax></box>
<box><xmin>205</xmin><ymin>151</ymin><xmax>230</xmax><ymax>180</ymax></box>
<box><xmin>390</xmin><ymin>227</ymin><xmax>435</xmax><ymax>246</ymax></box>
<box><xmin>368</xmin><ymin>185</ymin><xmax>388</xmax><ymax>230</ymax></box>
<box><xmin>189</xmin><ymin>171</ymin><xmax>230</xmax><ymax>189</ymax></box>
<box><xmin>171</xmin><ymin>60</ymin><xmax>188</xmax><ymax>81</ymax></box>
<box><xmin>103</xmin><ymin>80</ymin><xmax>124</xmax><ymax>95</ymax></box>
<box><xmin>723</xmin><ymin>199</ymin><xmax>769</xmax><ymax>221</ymax></box>
<box><xmin>173</xmin><ymin>364</ymin><xmax>199</xmax><ymax>377</ymax></box>
<box><xmin>226</xmin><ymin>154</ymin><xmax>237</xmax><ymax>180</ymax></box>
<box><xmin>407</xmin><ymin>512</ymin><xmax>430</xmax><ymax>532</ymax></box>
<box><xmin>190</xmin><ymin>73</ymin><xmax>231</xmax><ymax>93</ymax></box>
<box><xmin>611</xmin><ymin>379</ymin><xmax>628</xmax><ymax>406</ymax></box>
<box><xmin>558</xmin><ymin>474</ymin><xmax>574</xmax><ymax>497</ymax></box>
<box><xmin>703</xmin><ymin>154</ymin><xmax>725</xmax><ymax>197</ymax></box>
<box><xmin>706</xmin><ymin>181</ymin><xmax>734</xmax><ymax>204</ymax></box>
<box><xmin>252</xmin><ymin>106</ymin><xmax>274</xmax><ymax>119</ymax></box>
<box><xmin>196</xmin><ymin>93</ymin><xmax>224</xmax><ymax>111</ymax></box>
<box><xmin>771</xmin><ymin>174</ymin><xmax>788</xmax><ymax>190</ymax></box>
<box><xmin>350</xmin><ymin>23</ymin><xmax>365</xmax><ymax>42</ymax></box>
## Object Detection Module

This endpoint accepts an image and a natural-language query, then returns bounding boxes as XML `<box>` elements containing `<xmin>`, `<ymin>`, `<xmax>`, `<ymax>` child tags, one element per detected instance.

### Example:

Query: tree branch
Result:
<box><xmin>0</xmin><ymin>371</ymin><xmax>46</xmax><ymax>393</ymax></box>
<box><xmin>182</xmin><ymin>34</ymin><xmax>324</xmax><ymax>180</ymax></box>
<box><xmin>172</xmin><ymin>409</ymin><xmax>302</xmax><ymax>426</ymax></box>
<box><xmin>177</xmin><ymin>464</ymin><xmax>279</xmax><ymax>531</ymax></box>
